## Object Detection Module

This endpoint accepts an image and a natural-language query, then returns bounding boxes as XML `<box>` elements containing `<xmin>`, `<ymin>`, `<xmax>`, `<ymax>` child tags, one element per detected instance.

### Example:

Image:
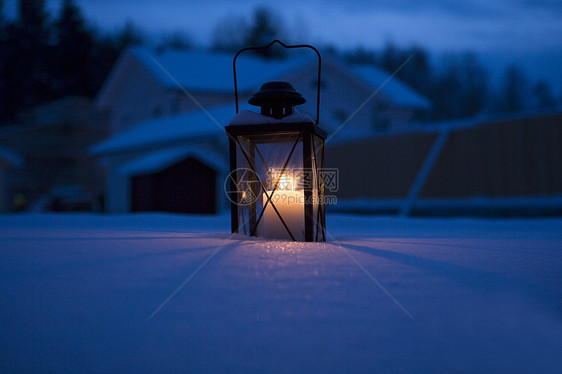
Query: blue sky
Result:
<box><xmin>5</xmin><ymin>0</ymin><xmax>562</xmax><ymax>91</ymax></box>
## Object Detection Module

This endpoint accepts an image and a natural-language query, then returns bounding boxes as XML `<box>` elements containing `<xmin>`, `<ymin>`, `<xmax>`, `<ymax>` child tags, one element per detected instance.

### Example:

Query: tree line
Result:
<box><xmin>0</xmin><ymin>0</ymin><xmax>144</xmax><ymax>124</ymax></box>
<box><xmin>0</xmin><ymin>1</ymin><xmax>559</xmax><ymax>125</ymax></box>
<box><xmin>211</xmin><ymin>8</ymin><xmax>560</xmax><ymax>121</ymax></box>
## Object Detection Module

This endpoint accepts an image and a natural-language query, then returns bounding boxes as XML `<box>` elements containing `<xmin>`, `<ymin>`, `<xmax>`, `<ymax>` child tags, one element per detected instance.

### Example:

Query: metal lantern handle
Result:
<box><xmin>233</xmin><ymin>39</ymin><xmax>322</xmax><ymax>125</ymax></box>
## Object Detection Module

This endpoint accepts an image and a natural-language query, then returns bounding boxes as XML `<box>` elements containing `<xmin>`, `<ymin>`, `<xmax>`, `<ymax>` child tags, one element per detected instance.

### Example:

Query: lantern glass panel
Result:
<box><xmin>232</xmin><ymin>131</ymin><xmax>307</xmax><ymax>241</ymax></box>
<box><xmin>226</xmin><ymin>122</ymin><xmax>326</xmax><ymax>241</ymax></box>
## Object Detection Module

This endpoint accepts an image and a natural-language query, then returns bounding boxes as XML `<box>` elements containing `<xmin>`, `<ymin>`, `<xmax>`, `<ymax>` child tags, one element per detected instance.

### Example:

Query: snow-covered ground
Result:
<box><xmin>1</xmin><ymin>213</ymin><xmax>561</xmax><ymax>373</ymax></box>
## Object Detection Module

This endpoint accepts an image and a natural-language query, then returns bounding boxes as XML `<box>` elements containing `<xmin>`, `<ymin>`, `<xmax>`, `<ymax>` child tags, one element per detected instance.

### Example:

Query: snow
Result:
<box><xmin>1</xmin><ymin>213</ymin><xmax>561</xmax><ymax>373</ymax></box>
<box><xmin>130</xmin><ymin>47</ymin><xmax>431</xmax><ymax>112</ymax></box>
<box><xmin>229</xmin><ymin>109</ymin><xmax>314</xmax><ymax>125</ymax></box>
<box><xmin>131</xmin><ymin>47</ymin><xmax>312</xmax><ymax>93</ymax></box>
<box><xmin>90</xmin><ymin>104</ymin><xmax>235</xmax><ymax>155</ymax></box>
<box><xmin>352</xmin><ymin>65</ymin><xmax>431</xmax><ymax>109</ymax></box>
<box><xmin>90</xmin><ymin>106</ymin><xmax>315</xmax><ymax>156</ymax></box>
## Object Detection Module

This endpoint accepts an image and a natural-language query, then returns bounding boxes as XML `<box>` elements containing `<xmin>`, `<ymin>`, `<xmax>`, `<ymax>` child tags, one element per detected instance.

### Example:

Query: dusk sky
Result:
<box><xmin>5</xmin><ymin>0</ymin><xmax>562</xmax><ymax>90</ymax></box>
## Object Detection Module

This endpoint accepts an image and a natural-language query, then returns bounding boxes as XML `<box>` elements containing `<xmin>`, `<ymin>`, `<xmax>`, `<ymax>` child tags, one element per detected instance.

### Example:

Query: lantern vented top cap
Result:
<box><xmin>248</xmin><ymin>81</ymin><xmax>306</xmax><ymax>107</ymax></box>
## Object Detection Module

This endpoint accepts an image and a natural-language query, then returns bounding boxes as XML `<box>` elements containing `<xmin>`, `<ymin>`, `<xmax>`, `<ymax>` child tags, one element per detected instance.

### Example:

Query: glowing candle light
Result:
<box><xmin>260</xmin><ymin>172</ymin><xmax>305</xmax><ymax>241</ymax></box>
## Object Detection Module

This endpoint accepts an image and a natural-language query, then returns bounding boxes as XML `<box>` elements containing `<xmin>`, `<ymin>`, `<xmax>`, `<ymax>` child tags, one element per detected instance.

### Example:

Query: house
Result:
<box><xmin>0</xmin><ymin>96</ymin><xmax>108</xmax><ymax>212</ymax></box>
<box><xmin>92</xmin><ymin>46</ymin><xmax>430</xmax><ymax>214</ymax></box>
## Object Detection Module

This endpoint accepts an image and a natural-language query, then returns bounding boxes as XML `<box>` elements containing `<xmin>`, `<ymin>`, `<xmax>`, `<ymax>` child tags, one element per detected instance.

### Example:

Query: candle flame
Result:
<box><xmin>277</xmin><ymin>174</ymin><xmax>294</xmax><ymax>190</ymax></box>
<box><xmin>269</xmin><ymin>169</ymin><xmax>300</xmax><ymax>191</ymax></box>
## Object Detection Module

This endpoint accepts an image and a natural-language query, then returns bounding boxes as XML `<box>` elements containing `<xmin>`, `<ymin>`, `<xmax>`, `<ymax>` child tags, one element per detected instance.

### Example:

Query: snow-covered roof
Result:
<box><xmin>130</xmin><ymin>47</ymin><xmax>312</xmax><ymax>93</ymax></box>
<box><xmin>228</xmin><ymin>109</ymin><xmax>314</xmax><ymax>125</ymax></box>
<box><xmin>0</xmin><ymin>144</ymin><xmax>23</xmax><ymax>167</ymax></box>
<box><xmin>119</xmin><ymin>145</ymin><xmax>226</xmax><ymax>176</ymax></box>
<box><xmin>90</xmin><ymin>105</ymin><xmax>236</xmax><ymax>155</ymax></box>
<box><xmin>91</xmin><ymin>103</ymin><xmax>336</xmax><ymax>156</ymax></box>
<box><xmin>352</xmin><ymin>65</ymin><xmax>431</xmax><ymax>109</ymax></box>
<box><xmin>98</xmin><ymin>46</ymin><xmax>431</xmax><ymax>114</ymax></box>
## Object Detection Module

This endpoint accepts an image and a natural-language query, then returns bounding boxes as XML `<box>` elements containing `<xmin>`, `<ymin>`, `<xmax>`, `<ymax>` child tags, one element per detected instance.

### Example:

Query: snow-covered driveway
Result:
<box><xmin>1</xmin><ymin>214</ymin><xmax>561</xmax><ymax>373</ymax></box>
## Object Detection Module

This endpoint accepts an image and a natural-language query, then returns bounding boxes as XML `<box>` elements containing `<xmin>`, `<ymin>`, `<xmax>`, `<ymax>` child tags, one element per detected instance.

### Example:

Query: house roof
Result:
<box><xmin>97</xmin><ymin>47</ymin><xmax>430</xmax><ymax>111</ymax></box>
<box><xmin>90</xmin><ymin>104</ymin><xmax>235</xmax><ymax>155</ymax></box>
<box><xmin>91</xmin><ymin>100</ymin><xmax>336</xmax><ymax>156</ymax></box>
<box><xmin>129</xmin><ymin>47</ymin><xmax>312</xmax><ymax>93</ymax></box>
<box><xmin>351</xmin><ymin>65</ymin><xmax>431</xmax><ymax>109</ymax></box>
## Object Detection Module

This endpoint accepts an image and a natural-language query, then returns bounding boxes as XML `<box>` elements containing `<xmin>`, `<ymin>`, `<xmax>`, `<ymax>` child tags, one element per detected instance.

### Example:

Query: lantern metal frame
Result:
<box><xmin>226</xmin><ymin>40</ymin><xmax>327</xmax><ymax>242</ymax></box>
<box><xmin>233</xmin><ymin>40</ymin><xmax>322</xmax><ymax>125</ymax></box>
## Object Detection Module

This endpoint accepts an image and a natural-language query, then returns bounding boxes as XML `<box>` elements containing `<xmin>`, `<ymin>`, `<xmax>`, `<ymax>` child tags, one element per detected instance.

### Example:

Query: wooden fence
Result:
<box><xmin>326</xmin><ymin>111</ymin><xmax>562</xmax><ymax>215</ymax></box>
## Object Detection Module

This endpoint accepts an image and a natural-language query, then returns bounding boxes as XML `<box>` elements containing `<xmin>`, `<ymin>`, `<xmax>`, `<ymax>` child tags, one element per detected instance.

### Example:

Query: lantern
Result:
<box><xmin>225</xmin><ymin>40</ymin><xmax>327</xmax><ymax>242</ymax></box>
